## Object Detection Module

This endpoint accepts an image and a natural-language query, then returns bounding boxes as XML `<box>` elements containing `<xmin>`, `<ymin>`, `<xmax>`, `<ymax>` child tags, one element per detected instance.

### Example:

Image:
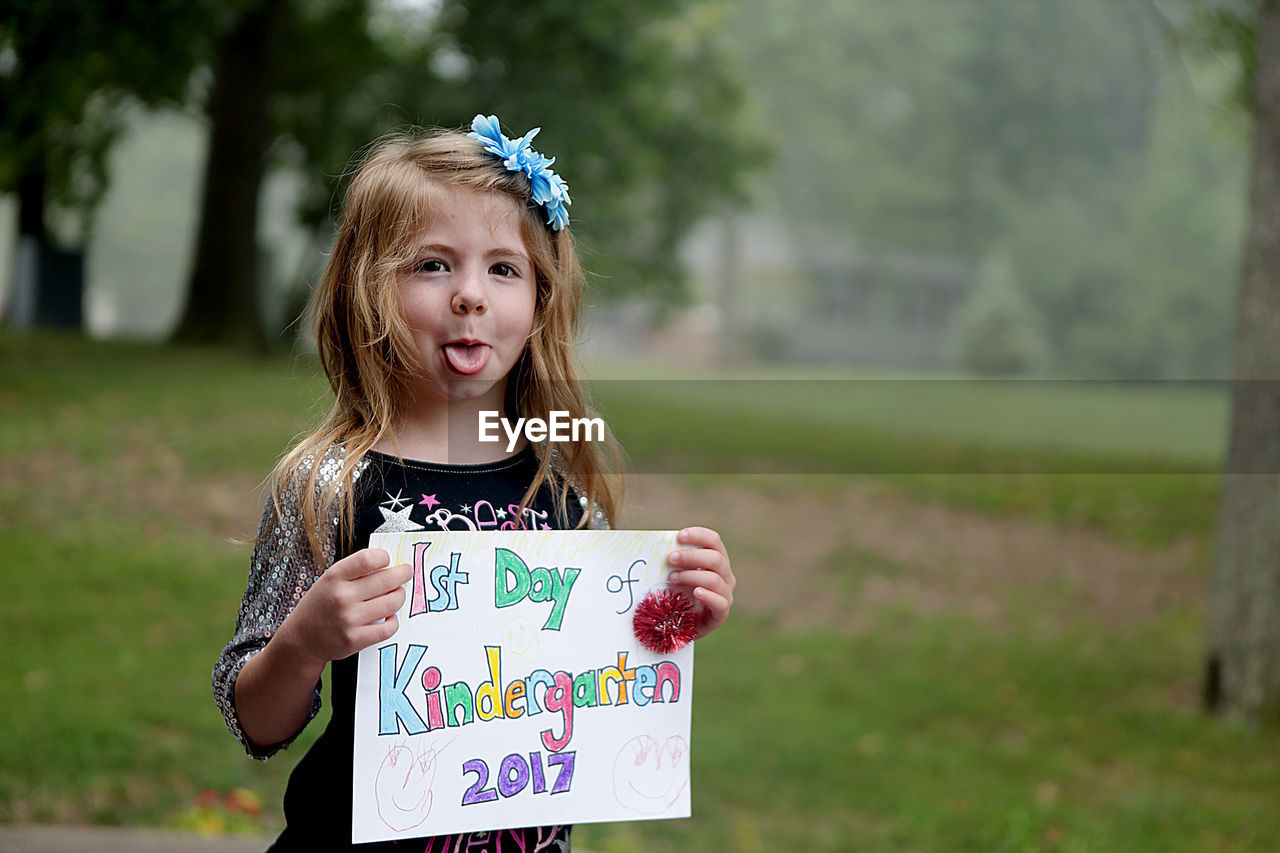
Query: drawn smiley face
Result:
<box><xmin>501</xmin><ymin>616</ymin><xmax>539</xmax><ymax>661</ymax></box>
<box><xmin>612</xmin><ymin>733</ymin><xmax>689</xmax><ymax>815</ymax></box>
<box><xmin>374</xmin><ymin>741</ymin><xmax>438</xmax><ymax>832</ymax></box>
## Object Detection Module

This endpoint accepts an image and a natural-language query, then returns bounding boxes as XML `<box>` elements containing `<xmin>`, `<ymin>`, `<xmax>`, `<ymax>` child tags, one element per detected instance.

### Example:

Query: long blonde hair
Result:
<box><xmin>270</xmin><ymin>126</ymin><xmax>623</xmax><ymax>565</ymax></box>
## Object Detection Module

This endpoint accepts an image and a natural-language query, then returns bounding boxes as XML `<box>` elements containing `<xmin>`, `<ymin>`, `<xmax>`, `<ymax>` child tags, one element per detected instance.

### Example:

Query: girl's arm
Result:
<box><xmin>212</xmin><ymin>468</ymin><xmax>330</xmax><ymax>760</ymax></box>
<box><xmin>212</xmin><ymin>448</ymin><xmax>404</xmax><ymax>759</ymax></box>
<box><xmin>233</xmin><ymin>547</ymin><xmax>410</xmax><ymax>749</ymax></box>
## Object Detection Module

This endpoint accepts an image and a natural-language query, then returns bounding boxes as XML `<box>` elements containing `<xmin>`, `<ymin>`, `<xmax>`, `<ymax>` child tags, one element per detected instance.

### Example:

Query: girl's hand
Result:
<box><xmin>666</xmin><ymin>526</ymin><xmax>736</xmax><ymax>639</ymax></box>
<box><xmin>276</xmin><ymin>548</ymin><xmax>412</xmax><ymax>666</ymax></box>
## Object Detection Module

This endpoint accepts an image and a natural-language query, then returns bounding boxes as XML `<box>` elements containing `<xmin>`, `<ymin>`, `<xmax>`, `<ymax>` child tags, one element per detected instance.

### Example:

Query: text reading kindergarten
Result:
<box><xmin>352</xmin><ymin>530</ymin><xmax>694</xmax><ymax>844</ymax></box>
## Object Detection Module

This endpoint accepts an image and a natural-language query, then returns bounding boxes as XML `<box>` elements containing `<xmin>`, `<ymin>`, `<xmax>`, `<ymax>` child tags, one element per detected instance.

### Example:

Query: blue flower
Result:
<box><xmin>468</xmin><ymin>114</ymin><xmax>572</xmax><ymax>231</ymax></box>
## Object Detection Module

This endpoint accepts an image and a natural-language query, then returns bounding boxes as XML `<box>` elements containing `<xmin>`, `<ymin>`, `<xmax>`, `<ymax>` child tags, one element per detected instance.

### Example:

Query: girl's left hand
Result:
<box><xmin>666</xmin><ymin>526</ymin><xmax>736</xmax><ymax>639</ymax></box>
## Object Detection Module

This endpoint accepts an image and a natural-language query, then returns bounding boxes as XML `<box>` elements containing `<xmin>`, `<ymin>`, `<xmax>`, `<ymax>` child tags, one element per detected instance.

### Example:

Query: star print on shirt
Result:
<box><xmin>381</xmin><ymin>490</ymin><xmax>411</xmax><ymax>511</ymax></box>
<box><xmin>372</xmin><ymin>503</ymin><xmax>426</xmax><ymax>534</ymax></box>
<box><xmin>419</xmin><ymin>493</ymin><xmax>440</xmax><ymax>509</ymax></box>
<box><xmin>496</xmin><ymin>508</ymin><xmax>507</xmax><ymax>519</ymax></box>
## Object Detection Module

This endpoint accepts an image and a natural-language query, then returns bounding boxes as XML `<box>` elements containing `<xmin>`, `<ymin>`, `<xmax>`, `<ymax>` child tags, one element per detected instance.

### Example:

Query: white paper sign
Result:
<box><xmin>353</xmin><ymin>530</ymin><xmax>694</xmax><ymax>844</ymax></box>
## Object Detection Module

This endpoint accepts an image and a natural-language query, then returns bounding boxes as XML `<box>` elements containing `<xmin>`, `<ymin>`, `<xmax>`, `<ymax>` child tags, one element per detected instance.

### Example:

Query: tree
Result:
<box><xmin>170</xmin><ymin>0</ymin><xmax>286</xmax><ymax>348</ymax></box>
<box><xmin>394</xmin><ymin>0</ymin><xmax>764</xmax><ymax>302</ymax></box>
<box><xmin>171</xmin><ymin>0</ymin><xmax>410</xmax><ymax>346</ymax></box>
<box><xmin>948</xmin><ymin>249</ymin><xmax>1045</xmax><ymax>376</ymax></box>
<box><xmin>0</xmin><ymin>0</ymin><xmax>211</xmax><ymax>327</ymax></box>
<box><xmin>171</xmin><ymin>0</ymin><xmax>761</xmax><ymax>345</ymax></box>
<box><xmin>1203</xmin><ymin>0</ymin><xmax>1280</xmax><ymax>723</ymax></box>
<box><xmin>727</xmin><ymin>0</ymin><xmax>1157</xmax><ymax>260</ymax></box>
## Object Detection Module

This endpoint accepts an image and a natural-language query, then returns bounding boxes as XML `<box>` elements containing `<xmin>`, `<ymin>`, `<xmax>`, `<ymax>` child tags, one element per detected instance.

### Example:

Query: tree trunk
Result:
<box><xmin>5</xmin><ymin>154</ymin><xmax>48</xmax><ymax>328</ymax></box>
<box><xmin>1204</xmin><ymin>0</ymin><xmax>1280</xmax><ymax>723</ymax></box>
<box><xmin>6</xmin><ymin>149</ymin><xmax>83</xmax><ymax>331</ymax></box>
<box><xmin>16</xmin><ymin>155</ymin><xmax>47</xmax><ymax>244</ymax></box>
<box><xmin>170</xmin><ymin>0</ymin><xmax>285</xmax><ymax>348</ymax></box>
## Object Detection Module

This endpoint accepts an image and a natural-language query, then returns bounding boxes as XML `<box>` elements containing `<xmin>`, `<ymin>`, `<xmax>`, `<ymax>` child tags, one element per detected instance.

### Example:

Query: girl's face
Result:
<box><xmin>397</xmin><ymin>185</ymin><xmax>537</xmax><ymax>412</ymax></box>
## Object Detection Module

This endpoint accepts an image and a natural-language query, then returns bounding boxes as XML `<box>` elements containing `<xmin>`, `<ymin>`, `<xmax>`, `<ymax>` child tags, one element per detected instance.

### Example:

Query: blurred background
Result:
<box><xmin>0</xmin><ymin>0</ymin><xmax>1247</xmax><ymax>377</ymax></box>
<box><xmin>4</xmin><ymin>0</ymin><xmax>1280</xmax><ymax>850</ymax></box>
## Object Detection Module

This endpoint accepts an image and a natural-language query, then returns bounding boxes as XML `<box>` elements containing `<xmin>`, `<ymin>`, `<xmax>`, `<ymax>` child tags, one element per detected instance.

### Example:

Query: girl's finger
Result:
<box><xmin>367</xmin><ymin>613</ymin><xmax>399</xmax><ymax>645</ymax></box>
<box><xmin>668</xmin><ymin>548</ymin><xmax>726</xmax><ymax>575</ymax></box>
<box><xmin>692</xmin><ymin>587</ymin><xmax>731</xmax><ymax>632</ymax></box>
<box><xmin>357</xmin><ymin>585</ymin><xmax>407</xmax><ymax>624</ymax></box>
<box><xmin>668</xmin><ymin>569</ymin><xmax>732</xmax><ymax>597</ymax></box>
<box><xmin>331</xmin><ymin>548</ymin><xmax>391</xmax><ymax>580</ymax></box>
<box><xmin>677</xmin><ymin>526</ymin><xmax>726</xmax><ymax>555</ymax></box>
<box><xmin>352</xmin><ymin>562</ymin><xmax>412</xmax><ymax>600</ymax></box>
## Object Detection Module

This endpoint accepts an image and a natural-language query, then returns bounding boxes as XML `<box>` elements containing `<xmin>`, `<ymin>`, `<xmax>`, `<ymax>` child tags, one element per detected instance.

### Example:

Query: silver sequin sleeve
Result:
<box><xmin>211</xmin><ymin>447</ymin><xmax>356</xmax><ymax>760</ymax></box>
<box><xmin>556</xmin><ymin>445</ymin><xmax>611</xmax><ymax>531</ymax></box>
<box><xmin>583</xmin><ymin>493</ymin><xmax>611</xmax><ymax>531</ymax></box>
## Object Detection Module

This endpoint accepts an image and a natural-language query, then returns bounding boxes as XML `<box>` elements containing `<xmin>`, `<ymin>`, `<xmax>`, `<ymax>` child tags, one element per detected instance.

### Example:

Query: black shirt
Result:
<box><xmin>269</xmin><ymin>447</ymin><xmax>580</xmax><ymax>852</ymax></box>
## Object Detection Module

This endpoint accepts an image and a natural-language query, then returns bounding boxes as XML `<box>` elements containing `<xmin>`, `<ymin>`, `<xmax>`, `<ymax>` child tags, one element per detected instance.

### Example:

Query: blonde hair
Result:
<box><xmin>270</xmin><ymin>126</ymin><xmax>623</xmax><ymax>565</ymax></box>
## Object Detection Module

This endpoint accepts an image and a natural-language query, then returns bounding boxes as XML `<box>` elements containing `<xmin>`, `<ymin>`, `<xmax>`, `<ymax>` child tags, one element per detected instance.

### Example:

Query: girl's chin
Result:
<box><xmin>443</xmin><ymin>379</ymin><xmax>499</xmax><ymax>401</ymax></box>
<box><xmin>412</xmin><ymin>374</ymin><xmax>506</xmax><ymax>406</ymax></box>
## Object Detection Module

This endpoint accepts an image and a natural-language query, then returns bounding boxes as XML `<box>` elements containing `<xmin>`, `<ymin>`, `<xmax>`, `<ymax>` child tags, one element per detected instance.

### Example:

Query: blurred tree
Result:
<box><xmin>727</xmin><ymin>0</ymin><xmax>1242</xmax><ymax>377</ymax></box>
<box><xmin>173</xmin><ymin>0</ymin><xmax>761</xmax><ymax>345</ymax></box>
<box><xmin>1196</xmin><ymin>0</ymin><xmax>1280</xmax><ymax>725</ymax></box>
<box><xmin>0</xmin><ymin>0</ymin><xmax>213</xmax><ymax>328</ymax></box>
<box><xmin>1003</xmin><ymin>74</ymin><xmax>1242</xmax><ymax>379</ymax></box>
<box><xmin>171</xmin><ymin>0</ymin><xmax>285</xmax><ymax>348</ymax></box>
<box><xmin>730</xmin><ymin>0</ymin><xmax>1155</xmax><ymax>260</ymax></box>
<box><xmin>428</xmin><ymin>0</ymin><xmax>763</xmax><ymax>302</ymax></box>
<box><xmin>948</xmin><ymin>249</ymin><xmax>1044</xmax><ymax>376</ymax></box>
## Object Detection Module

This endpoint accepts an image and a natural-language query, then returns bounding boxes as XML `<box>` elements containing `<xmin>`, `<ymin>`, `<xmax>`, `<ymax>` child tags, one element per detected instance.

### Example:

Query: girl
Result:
<box><xmin>212</xmin><ymin>115</ymin><xmax>736</xmax><ymax>852</ymax></box>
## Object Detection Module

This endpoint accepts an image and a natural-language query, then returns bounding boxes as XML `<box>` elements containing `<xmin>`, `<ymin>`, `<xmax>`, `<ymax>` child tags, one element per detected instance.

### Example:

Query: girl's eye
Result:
<box><xmin>490</xmin><ymin>262</ymin><xmax>519</xmax><ymax>278</ymax></box>
<box><xmin>415</xmin><ymin>258</ymin><xmax>447</xmax><ymax>274</ymax></box>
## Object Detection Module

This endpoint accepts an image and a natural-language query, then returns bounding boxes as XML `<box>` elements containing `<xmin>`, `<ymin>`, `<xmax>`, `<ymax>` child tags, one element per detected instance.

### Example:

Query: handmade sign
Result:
<box><xmin>352</xmin><ymin>530</ymin><xmax>694</xmax><ymax>844</ymax></box>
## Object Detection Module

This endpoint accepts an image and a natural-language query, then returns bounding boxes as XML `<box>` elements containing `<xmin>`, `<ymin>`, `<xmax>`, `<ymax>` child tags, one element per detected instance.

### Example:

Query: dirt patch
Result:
<box><xmin>0</xmin><ymin>443</ymin><xmax>264</xmax><ymax>544</ymax></box>
<box><xmin>621</xmin><ymin>475</ymin><xmax>1207</xmax><ymax>633</ymax></box>
<box><xmin>4</xmin><ymin>444</ymin><xmax>1209</xmax><ymax>632</ymax></box>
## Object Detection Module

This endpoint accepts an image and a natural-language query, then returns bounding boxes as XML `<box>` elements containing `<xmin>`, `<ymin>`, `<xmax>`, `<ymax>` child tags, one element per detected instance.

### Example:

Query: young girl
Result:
<box><xmin>212</xmin><ymin>115</ymin><xmax>736</xmax><ymax>852</ymax></box>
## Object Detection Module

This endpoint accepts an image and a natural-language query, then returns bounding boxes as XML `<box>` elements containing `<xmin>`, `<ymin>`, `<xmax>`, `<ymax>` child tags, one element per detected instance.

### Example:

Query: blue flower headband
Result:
<box><xmin>468</xmin><ymin>114</ymin><xmax>571</xmax><ymax>231</ymax></box>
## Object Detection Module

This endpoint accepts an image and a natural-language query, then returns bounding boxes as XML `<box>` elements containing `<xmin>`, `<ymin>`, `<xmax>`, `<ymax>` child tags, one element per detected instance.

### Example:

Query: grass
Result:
<box><xmin>575</xmin><ymin>610</ymin><xmax>1280</xmax><ymax>853</ymax></box>
<box><xmin>2</xmin><ymin>333</ymin><xmax>1275</xmax><ymax>850</ymax></box>
<box><xmin>586</xmin><ymin>373</ymin><xmax>1228</xmax><ymax>463</ymax></box>
<box><xmin>592</xmin><ymin>383</ymin><xmax>1221</xmax><ymax>547</ymax></box>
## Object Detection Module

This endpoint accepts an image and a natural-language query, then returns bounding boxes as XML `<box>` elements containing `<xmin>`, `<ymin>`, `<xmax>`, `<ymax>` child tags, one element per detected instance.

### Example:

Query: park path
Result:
<box><xmin>0</xmin><ymin>824</ymin><xmax>271</xmax><ymax>852</ymax></box>
<box><xmin>0</xmin><ymin>826</ymin><xmax>598</xmax><ymax>852</ymax></box>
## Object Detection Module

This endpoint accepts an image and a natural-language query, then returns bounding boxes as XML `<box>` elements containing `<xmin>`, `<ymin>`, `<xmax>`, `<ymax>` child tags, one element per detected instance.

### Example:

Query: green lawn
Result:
<box><xmin>587</xmin><ymin>370</ymin><xmax>1227</xmax><ymax>463</ymax></box>
<box><xmin>2</xmin><ymin>333</ymin><xmax>1275</xmax><ymax>851</ymax></box>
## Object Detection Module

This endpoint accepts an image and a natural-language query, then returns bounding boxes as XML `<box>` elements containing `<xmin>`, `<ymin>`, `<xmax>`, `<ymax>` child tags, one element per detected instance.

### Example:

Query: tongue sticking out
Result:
<box><xmin>443</xmin><ymin>343</ymin><xmax>490</xmax><ymax>375</ymax></box>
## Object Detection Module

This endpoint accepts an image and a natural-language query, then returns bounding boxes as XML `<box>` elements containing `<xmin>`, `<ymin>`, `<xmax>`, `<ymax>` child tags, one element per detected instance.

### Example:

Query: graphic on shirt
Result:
<box><xmin>374</xmin><ymin>494</ymin><xmax>428</xmax><ymax>533</ymax></box>
<box><xmin>374</xmin><ymin>490</ymin><xmax>554</xmax><ymax>534</ymax></box>
<box><xmin>352</xmin><ymin>530</ymin><xmax>694</xmax><ymax>843</ymax></box>
<box><xmin>384</xmin><ymin>490</ymin><xmax>414</xmax><ymax>511</ymax></box>
<box><xmin>419</xmin><ymin>824</ymin><xmax>569</xmax><ymax>853</ymax></box>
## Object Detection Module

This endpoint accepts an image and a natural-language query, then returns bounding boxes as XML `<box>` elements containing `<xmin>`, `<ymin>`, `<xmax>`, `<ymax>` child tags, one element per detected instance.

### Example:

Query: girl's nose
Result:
<box><xmin>451</xmin><ymin>268</ymin><xmax>487</xmax><ymax>315</ymax></box>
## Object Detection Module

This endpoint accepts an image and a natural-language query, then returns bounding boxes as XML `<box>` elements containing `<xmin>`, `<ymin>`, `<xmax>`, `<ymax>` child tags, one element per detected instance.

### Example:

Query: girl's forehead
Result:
<box><xmin>407</xmin><ymin>183</ymin><xmax>527</xmax><ymax>249</ymax></box>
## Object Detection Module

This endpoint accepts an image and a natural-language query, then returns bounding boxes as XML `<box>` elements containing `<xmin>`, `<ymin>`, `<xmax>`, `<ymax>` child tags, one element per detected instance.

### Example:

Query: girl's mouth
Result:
<box><xmin>442</xmin><ymin>342</ymin><xmax>491</xmax><ymax>376</ymax></box>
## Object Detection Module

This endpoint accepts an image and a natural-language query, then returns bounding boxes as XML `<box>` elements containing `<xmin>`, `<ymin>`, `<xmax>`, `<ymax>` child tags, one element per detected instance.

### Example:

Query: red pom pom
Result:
<box><xmin>633</xmin><ymin>588</ymin><xmax>698</xmax><ymax>654</ymax></box>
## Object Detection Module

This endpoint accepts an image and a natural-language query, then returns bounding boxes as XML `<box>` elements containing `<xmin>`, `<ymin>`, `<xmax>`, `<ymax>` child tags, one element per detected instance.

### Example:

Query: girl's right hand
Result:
<box><xmin>276</xmin><ymin>548</ymin><xmax>412</xmax><ymax>666</ymax></box>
